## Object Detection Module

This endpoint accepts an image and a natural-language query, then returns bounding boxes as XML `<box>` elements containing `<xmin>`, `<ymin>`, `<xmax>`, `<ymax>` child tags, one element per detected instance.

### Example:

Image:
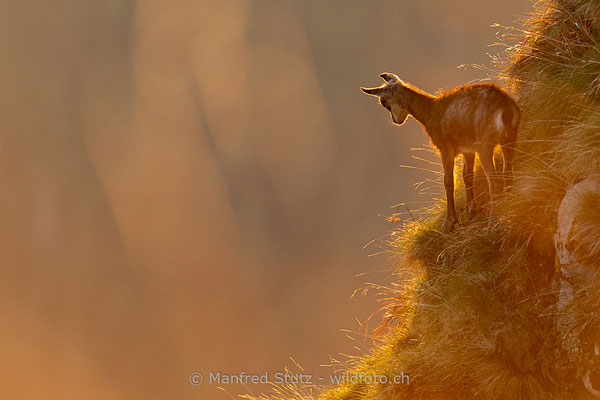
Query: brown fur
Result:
<box><xmin>362</xmin><ymin>73</ymin><xmax>520</xmax><ymax>229</ymax></box>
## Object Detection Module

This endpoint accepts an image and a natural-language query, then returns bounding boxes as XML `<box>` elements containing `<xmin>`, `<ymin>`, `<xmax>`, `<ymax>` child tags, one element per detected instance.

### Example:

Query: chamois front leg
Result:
<box><xmin>462</xmin><ymin>152</ymin><xmax>476</xmax><ymax>215</ymax></box>
<box><xmin>441</xmin><ymin>149</ymin><xmax>457</xmax><ymax>230</ymax></box>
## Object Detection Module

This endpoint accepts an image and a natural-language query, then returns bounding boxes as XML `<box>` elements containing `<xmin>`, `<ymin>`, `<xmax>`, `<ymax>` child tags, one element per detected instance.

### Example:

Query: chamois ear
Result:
<box><xmin>360</xmin><ymin>86</ymin><xmax>385</xmax><ymax>96</ymax></box>
<box><xmin>379</xmin><ymin>72</ymin><xmax>400</xmax><ymax>83</ymax></box>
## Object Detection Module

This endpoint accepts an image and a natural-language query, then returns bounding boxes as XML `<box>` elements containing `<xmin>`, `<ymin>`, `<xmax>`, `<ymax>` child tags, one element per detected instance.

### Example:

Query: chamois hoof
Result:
<box><xmin>443</xmin><ymin>216</ymin><xmax>457</xmax><ymax>231</ymax></box>
<box><xmin>486</xmin><ymin>209</ymin><xmax>509</xmax><ymax>229</ymax></box>
<box><xmin>464</xmin><ymin>204</ymin><xmax>481</xmax><ymax>220</ymax></box>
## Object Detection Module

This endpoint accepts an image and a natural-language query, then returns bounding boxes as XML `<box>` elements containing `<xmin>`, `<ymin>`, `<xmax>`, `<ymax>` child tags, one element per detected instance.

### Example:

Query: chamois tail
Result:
<box><xmin>501</xmin><ymin>103</ymin><xmax>520</xmax><ymax>142</ymax></box>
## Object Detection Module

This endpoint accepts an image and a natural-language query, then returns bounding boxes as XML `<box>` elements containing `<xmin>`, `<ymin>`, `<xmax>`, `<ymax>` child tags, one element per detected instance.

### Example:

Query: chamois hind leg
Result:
<box><xmin>477</xmin><ymin>144</ymin><xmax>501</xmax><ymax>220</ymax></box>
<box><xmin>441</xmin><ymin>149</ymin><xmax>457</xmax><ymax>230</ymax></box>
<box><xmin>501</xmin><ymin>142</ymin><xmax>515</xmax><ymax>190</ymax></box>
<box><xmin>462</xmin><ymin>152</ymin><xmax>476</xmax><ymax>216</ymax></box>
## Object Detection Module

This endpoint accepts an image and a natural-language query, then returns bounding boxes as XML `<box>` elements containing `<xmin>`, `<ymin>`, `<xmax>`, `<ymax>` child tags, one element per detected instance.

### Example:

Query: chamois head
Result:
<box><xmin>361</xmin><ymin>73</ymin><xmax>410</xmax><ymax>125</ymax></box>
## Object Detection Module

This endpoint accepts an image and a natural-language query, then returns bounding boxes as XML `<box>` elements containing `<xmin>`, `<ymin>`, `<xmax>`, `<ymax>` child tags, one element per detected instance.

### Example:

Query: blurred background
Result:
<box><xmin>0</xmin><ymin>1</ymin><xmax>528</xmax><ymax>399</ymax></box>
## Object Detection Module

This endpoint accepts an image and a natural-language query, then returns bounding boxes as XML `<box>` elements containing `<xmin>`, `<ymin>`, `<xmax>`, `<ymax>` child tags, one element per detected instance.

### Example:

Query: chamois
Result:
<box><xmin>361</xmin><ymin>73</ymin><xmax>520</xmax><ymax>229</ymax></box>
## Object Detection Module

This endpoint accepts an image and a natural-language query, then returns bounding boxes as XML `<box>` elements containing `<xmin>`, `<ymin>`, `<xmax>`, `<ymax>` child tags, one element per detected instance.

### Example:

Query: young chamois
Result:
<box><xmin>361</xmin><ymin>73</ymin><xmax>520</xmax><ymax>229</ymax></box>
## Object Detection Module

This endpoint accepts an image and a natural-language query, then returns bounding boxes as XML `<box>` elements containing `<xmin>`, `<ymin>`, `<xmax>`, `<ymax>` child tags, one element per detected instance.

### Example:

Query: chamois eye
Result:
<box><xmin>380</xmin><ymin>99</ymin><xmax>390</xmax><ymax>110</ymax></box>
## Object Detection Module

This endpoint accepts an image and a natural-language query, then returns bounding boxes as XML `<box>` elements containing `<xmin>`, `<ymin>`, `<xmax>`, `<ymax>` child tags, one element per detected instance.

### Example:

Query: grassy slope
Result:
<box><xmin>250</xmin><ymin>1</ymin><xmax>600</xmax><ymax>399</ymax></box>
